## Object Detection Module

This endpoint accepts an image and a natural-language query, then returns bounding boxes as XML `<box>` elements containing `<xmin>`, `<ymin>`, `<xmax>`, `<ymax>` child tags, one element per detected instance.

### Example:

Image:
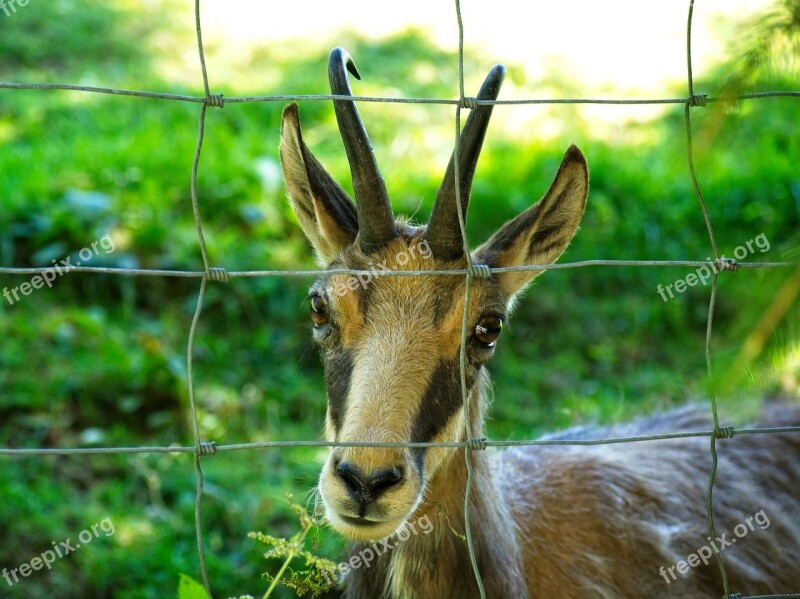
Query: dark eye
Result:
<box><xmin>474</xmin><ymin>315</ymin><xmax>503</xmax><ymax>347</ymax></box>
<box><xmin>309</xmin><ymin>293</ymin><xmax>330</xmax><ymax>326</ymax></box>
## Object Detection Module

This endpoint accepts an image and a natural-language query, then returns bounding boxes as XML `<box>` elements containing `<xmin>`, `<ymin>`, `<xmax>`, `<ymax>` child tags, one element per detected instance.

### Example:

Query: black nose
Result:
<box><xmin>335</xmin><ymin>461</ymin><xmax>403</xmax><ymax>507</ymax></box>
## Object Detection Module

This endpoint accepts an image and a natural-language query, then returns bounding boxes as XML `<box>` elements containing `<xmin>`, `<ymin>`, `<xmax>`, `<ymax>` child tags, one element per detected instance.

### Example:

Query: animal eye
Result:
<box><xmin>309</xmin><ymin>293</ymin><xmax>330</xmax><ymax>326</ymax></box>
<box><xmin>474</xmin><ymin>315</ymin><xmax>503</xmax><ymax>347</ymax></box>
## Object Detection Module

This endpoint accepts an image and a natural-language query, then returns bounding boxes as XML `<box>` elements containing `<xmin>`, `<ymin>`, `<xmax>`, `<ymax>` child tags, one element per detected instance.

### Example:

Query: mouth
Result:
<box><xmin>328</xmin><ymin>509</ymin><xmax>410</xmax><ymax>541</ymax></box>
<box><xmin>339</xmin><ymin>515</ymin><xmax>384</xmax><ymax>527</ymax></box>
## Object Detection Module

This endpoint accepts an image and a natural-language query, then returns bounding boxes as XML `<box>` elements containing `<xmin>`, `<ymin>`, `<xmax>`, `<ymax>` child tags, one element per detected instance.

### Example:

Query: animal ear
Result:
<box><xmin>473</xmin><ymin>145</ymin><xmax>588</xmax><ymax>300</ymax></box>
<box><xmin>280</xmin><ymin>103</ymin><xmax>358</xmax><ymax>266</ymax></box>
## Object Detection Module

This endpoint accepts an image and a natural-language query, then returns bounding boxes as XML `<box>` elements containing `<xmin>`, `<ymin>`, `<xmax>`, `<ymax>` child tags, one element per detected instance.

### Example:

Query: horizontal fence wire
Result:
<box><xmin>0</xmin><ymin>260</ymin><xmax>798</xmax><ymax>278</ymax></box>
<box><xmin>2</xmin><ymin>82</ymin><xmax>799</xmax><ymax>106</ymax></box>
<box><xmin>0</xmin><ymin>0</ymin><xmax>799</xmax><ymax>597</ymax></box>
<box><xmin>2</xmin><ymin>425</ymin><xmax>800</xmax><ymax>456</ymax></box>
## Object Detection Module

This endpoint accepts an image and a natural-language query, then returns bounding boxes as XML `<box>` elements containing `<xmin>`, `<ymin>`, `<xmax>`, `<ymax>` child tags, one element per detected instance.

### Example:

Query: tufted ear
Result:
<box><xmin>280</xmin><ymin>103</ymin><xmax>358</xmax><ymax>266</ymax></box>
<box><xmin>473</xmin><ymin>145</ymin><xmax>588</xmax><ymax>301</ymax></box>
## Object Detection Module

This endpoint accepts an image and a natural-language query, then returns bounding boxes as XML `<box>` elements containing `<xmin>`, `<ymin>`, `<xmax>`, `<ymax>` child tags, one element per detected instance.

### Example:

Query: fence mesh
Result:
<box><xmin>1</xmin><ymin>0</ymin><xmax>799</xmax><ymax>597</ymax></box>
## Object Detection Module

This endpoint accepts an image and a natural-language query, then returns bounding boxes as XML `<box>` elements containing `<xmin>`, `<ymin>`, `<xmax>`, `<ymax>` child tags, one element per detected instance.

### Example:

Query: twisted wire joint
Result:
<box><xmin>715</xmin><ymin>426</ymin><xmax>735</xmax><ymax>440</ymax></box>
<box><xmin>716</xmin><ymin>257</ymin><xmax>739</xmax><ymax>272</ymax></box>
<box><xmin>206</xmin><ymin>267</ymin><xmax>230</xmax><ymax>282</ymax></box>
<box><xmin>467</xmin><ymin>437</ymin><xmax>487</xmax><ymax>451</ymax></box>
<box><xmin>688</xmin><ymin>94</ymin><xmax>707</xmax><ymax>107</ymax></box>
<box><xmin>204</xmin><ymin>94</ymin><xmax>225</xmax><ymax>108</ymax></box>
<box><xmin>469</xmin><ymin>264</ymin><xmax>492</xmax><ymax>278</ymax></box>
<box><xmin>197</xmin><ymin>441</ymin><xmax>218</xmax><ymax>456</ymax></box>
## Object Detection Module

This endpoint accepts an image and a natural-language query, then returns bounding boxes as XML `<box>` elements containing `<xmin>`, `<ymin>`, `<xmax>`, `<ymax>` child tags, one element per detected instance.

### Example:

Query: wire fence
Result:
<box><xmin>1</xmin><ymin>0</ymin><xmax>799</xmax><ymax>597</ymax></box>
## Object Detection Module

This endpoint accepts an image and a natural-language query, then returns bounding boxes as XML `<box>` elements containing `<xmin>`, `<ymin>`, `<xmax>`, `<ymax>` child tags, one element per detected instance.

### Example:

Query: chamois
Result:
<box><xmin>279</xmin><ymin>47</ymin><xmax>800</xmax><ymax>599</ymax></box>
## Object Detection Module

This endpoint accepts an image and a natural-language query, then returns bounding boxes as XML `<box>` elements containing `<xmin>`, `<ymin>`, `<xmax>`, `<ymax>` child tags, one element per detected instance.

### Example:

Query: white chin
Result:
<box><xmin>327</xmin><ymin>510</ymin><xmax>408</xmax><ymax>542</ymax></box>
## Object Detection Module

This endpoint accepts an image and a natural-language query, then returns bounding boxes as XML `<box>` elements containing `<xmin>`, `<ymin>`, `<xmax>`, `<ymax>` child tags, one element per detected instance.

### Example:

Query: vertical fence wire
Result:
<box><xmin>683</xmin><ymin>0</ymin><xmax>731</xmax><ymax>594</ymax></box>
<box><xmin>452</xmin><ymin>0</ymin><xmax>488</xmax><ymax>595</ymax></box>
<box><xmin>186</xmin><ymin>0</ymin><xmax>226</xmax><ymax>593</ymax></box>
<box><xmin>0</xmin><ymin>0</ymin><xmax>798</xmax><ymax>597</ymax></box>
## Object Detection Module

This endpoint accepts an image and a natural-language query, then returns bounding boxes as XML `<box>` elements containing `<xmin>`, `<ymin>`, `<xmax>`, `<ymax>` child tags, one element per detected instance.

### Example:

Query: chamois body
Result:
<box><xmin>343</xmin><ymin>397</ymin><xmax>800</xmax><ymax>598</ymax></box>
<box><xmin>280</xmin><ymin>48</ymin><xmax>800</xmax><ymax>599</ymax></box>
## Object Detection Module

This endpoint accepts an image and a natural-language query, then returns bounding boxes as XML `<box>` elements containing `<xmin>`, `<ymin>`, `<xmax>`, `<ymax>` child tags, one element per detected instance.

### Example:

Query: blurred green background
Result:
<box><xmin>0</xmin><ymin>1</ymin><xmax>798</xmax><ymax>597</ymax></box>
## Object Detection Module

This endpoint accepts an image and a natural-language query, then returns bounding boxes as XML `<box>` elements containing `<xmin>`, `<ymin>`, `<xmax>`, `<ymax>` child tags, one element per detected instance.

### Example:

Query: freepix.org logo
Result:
<box><xmin>0</xmin><ymin>0</ymin><xmax>30</xmax><ymax>18</ymax></box>
<box><xmin>320</xmin><ymin>514</ymin><xmax>434</xmax><ymax>586</ymax></box>
<box><xmin>333</xmin><ymin>240</ymin><xmax>433</xmax><ymax>297</ymax></box>
<box><xmin>656</xmin><ymin>233</ymin><xmax>770</xmax><ymax>302</ymax></box>
<box><xmin>658</xmin><ymin>509</ymin><xmax>771</xmax><ymax>584</ymax></box>
<box><xmin>2</xmin><ymin>517</ymin><xmax>115</xmax><ymax>587</ymax></box>
<box><xmin>3</xmin><ymin>234</ymin><xmax>116</xmax><ymax>306</ymax></box>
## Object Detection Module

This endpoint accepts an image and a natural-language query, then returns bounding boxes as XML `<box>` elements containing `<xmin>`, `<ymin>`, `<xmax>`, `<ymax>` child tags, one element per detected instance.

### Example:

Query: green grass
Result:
<box><xmin>0</xmin><ymin>1</ymin><xmax>798</xmax><ymax>597</ymax></box>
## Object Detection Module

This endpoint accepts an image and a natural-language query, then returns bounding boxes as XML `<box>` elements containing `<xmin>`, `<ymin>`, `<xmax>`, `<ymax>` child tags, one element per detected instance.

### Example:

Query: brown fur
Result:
<box><xmin>279</xmin><ymin>100</ymin><xmax>800</xmax><ymax>598</ymax></box>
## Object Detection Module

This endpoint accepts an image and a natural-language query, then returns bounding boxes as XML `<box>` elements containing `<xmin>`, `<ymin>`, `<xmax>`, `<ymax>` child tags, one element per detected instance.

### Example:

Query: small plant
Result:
<box><xmin>247</xmin><ymin>495</ymin><xmax>338</xmax><ymax>598</ymax></box>
<box><xmin>178</xmin><ymin>495</ymin><xmax>338</xmax><ymax>599</ymax></box>
<box><xmin>177</xmin><ymin>573</ymin><xmax>212</xmax><ymax>599</ymax></box>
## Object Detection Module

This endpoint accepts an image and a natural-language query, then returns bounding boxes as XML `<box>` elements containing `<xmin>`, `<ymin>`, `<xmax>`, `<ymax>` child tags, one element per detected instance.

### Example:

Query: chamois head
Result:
<box><xmin>281</xmin><ymin>48</ymin><xmax>588</xmax><ymax>542</ymax></box>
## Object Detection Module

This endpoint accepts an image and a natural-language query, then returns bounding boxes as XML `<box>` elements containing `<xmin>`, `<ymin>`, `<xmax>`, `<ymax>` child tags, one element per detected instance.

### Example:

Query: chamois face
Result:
<box><xmin>307</xmin><ymin>231</ymin><xmax>508</xmax><ymax>540</ymax></box>
<box><xmin>280</xmin><ymin>48</ymin><xmax>588</xmax><ymax>542</ymax></box>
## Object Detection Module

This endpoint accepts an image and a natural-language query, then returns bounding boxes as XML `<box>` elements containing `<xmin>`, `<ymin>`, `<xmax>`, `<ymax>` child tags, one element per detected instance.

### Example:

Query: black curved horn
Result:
<box><xmin>329</xmin><ymin>47</ymin><xmax>395</xmax><ymax>253</ymax></box>
<box><xmin>426</xmin><ymin>64</ymin><xmax>506</xmax><ymax>260</ymax></box>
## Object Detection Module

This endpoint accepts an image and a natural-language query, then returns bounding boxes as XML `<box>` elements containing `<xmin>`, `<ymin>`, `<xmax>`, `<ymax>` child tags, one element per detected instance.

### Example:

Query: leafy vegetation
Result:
<box><xmin>0</xmin><ymin>0</ymin><xmax>797</xmax><ymax>597</ymax></box>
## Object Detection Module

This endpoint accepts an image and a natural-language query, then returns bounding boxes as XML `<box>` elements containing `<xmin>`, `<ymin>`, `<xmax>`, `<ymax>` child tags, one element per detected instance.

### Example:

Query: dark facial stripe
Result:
<box><xmin>357</xmin><ymin>277</ymin><xmax>375</xmax><ymax>322</ymax></box>
<box><xmin>324</xmin><ymin>349</ymin><xmax>353</xmax><ymax>433</ymax></box>
<box><xmin>410</xmin><ymin>359</ymin><xmax>475</xmax><ymax>467</ymax></box>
